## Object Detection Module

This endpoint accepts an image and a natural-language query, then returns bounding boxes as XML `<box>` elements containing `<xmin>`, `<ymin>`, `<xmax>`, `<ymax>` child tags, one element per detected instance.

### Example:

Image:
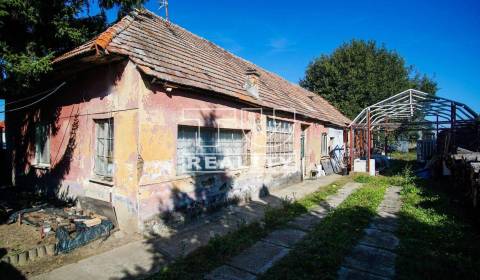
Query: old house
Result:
<box><xmin>5</xmin><ymin>9</ymin><xmax>350</xmax><ymax>233</ymax></box>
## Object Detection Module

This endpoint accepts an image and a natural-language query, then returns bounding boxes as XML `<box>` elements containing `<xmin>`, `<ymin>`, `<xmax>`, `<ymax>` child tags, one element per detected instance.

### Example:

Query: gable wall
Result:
<box><xmin>7</xmin><ymin>60</ymin><xmax>142</xmax><ymax>232</ymax></box>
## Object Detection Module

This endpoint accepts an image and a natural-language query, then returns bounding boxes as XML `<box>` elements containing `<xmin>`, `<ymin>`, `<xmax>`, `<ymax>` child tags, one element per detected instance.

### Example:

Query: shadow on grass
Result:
<box><xmin>396</xmin><ymin>179</ymin><xmax>480</xmax><ymax>280</ymax></box>
<box><xmin>260</xmin><ymin>206</ymin><xmax>377</xmax><ymax>280</ymax></box>
<box><xmin>260</xmin><ymin>183</ymin><xmax>387</xmax><ymax>280</ymax></box>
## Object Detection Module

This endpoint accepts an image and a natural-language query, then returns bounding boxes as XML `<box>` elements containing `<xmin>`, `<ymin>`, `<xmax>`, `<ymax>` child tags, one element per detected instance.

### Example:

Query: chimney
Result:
<box><xmin>244</xmin><ymin>68</ymin><xmax>260</xmax><ymax>99</ymax></box>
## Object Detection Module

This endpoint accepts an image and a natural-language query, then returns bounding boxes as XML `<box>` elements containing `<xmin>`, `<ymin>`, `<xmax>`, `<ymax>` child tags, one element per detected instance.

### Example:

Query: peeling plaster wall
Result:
<box><xmin>136</xmin><ymin>82</ymin><xmax>330</xmax><ymax>230</ymax></box>
<box><xmin>8</xmin><ymin>61</ymin><xmax>337</xmax><ymax>233</ymax></box>
<box><xmin>305</xmin><ymin>123</ymin><xmax>329</xmax><ymax>172</ymax></box>
<box><xmin>8</xmin><ymin>60</ymin><xmax>141</xmax><ymax>233</ymax></box>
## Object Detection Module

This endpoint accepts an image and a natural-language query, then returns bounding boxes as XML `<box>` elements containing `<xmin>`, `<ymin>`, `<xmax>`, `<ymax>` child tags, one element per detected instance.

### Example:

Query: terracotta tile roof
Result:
<box><xmin>54</xmin><ymin>9</ymin><xmax>350</xmax><ymax>126</ymax></box>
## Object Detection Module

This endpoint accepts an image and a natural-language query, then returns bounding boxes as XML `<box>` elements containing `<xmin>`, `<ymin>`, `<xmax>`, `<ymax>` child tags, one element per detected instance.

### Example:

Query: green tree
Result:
<box><xmin>300</xmin><ymin>40</ymin><xmax>437</xmax><ymax>119</ymax></box>
<box><xmin>0</xmin><ymin>0</ymin><xmax>146</xmax><ymax>96</ymax></box>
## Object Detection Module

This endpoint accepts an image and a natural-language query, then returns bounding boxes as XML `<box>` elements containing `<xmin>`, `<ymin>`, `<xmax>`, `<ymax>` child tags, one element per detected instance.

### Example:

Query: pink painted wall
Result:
<box><xmin>9</xmin><ymin>60</ymin><xmax>142</xmax><ymax>232</ymax></box>
<box><xmin>135</xmin><ymin>81</ymin><xmax>332</xmax><ymax>229</ymax></box>
<box><xmin>8</xmin><ymin>59</ymin><xmax>340</xmax><ymax>232</ymax></box>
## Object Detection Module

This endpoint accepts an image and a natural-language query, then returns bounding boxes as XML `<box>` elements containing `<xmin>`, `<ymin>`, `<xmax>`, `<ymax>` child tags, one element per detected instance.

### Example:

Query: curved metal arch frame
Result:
<box><xmin>348</xmin><ymin>89</ymin><xmax>479</xmax><ymax>172</ymax></box>
<box><xmin>351</xmin><ymin>89</ymin><xmax>478</xmax><ymax>130</ymax></box>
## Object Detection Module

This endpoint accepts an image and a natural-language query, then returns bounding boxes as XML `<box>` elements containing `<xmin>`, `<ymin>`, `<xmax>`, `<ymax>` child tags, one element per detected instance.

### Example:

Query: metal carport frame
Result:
<box><xmin>348</xmin><ymin>89</ymin><xmax>479</xmax><ymax>172</ymax></box>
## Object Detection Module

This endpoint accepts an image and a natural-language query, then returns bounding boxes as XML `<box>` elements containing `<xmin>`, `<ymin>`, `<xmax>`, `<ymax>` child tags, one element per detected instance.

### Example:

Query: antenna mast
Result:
<box><xmin>159</xmin><ymin>0</ymin><xmax>169</xmax><ymax>21</ymax></box>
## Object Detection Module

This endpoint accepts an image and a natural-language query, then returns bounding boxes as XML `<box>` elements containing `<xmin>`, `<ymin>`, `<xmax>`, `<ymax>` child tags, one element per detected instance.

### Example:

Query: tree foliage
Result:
<box><xmin>300</xmin><ymin>40</ymin><xmax>438</xmax><ymax>120</ymax></box>
<box><xmin>0</xmin><ymin>0</ymin><xmax>146</xmax><ymax>96</ymax></box>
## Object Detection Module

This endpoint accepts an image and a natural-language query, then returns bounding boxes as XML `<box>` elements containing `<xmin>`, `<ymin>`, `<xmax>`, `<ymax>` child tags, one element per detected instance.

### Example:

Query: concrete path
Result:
<box><xmin>205</xmin><ymin>182</ymin><xmax>362</xmax><ymax>280</ymax></box>
<box><xmin>337</xmin><ymin>186</ymin><xmax>402</xmax><ymax>280</ymax></box>
<box><xmin>30</xmin><ymin>175</ymin><xmax>342</xmax><ymax>280</ymax></box>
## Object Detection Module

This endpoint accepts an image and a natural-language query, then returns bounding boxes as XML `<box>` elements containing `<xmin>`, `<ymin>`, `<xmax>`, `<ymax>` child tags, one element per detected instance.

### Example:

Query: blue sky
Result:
<box><xmin>1</xmin><ymin>0</ymin><xmax>479</xmax><ymax>121</ymax></box>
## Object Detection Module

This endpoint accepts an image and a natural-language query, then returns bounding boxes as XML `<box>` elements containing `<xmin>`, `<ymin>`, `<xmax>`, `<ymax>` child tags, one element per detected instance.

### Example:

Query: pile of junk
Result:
<box><xmin>7</xmin><ymin>202</ymin><xmax>115</xmax><ymax>254</ymax></box>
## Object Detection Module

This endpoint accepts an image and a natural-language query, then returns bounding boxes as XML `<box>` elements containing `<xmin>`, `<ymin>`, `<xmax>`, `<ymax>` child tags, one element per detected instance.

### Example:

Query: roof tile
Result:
<box><xmin>53</xmin><ymin>9</ymin><xmax>350</xmax><ymax>126</ymax></box>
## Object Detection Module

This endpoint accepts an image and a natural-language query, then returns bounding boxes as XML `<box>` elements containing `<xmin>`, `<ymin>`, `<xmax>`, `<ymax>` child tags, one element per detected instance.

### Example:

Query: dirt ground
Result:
<box><xmin>16</xmin><ymin>230</ymin><xmax>143</xmax><ymax>277</ymax></box>
<box><xmin>0</xmin><ymin>186</ymin><xmax>145</xmax><ymax>278</ymax></box>
<box><xmin>0</xmin><ymin>224</ymin><xmax>55</xmax><ymax>256</ymax></box>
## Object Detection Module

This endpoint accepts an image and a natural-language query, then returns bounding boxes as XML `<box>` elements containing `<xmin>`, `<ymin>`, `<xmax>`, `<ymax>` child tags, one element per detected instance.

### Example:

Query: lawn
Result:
<box><xmin>151</xmin><ymin>177</ymin><xmax>352</xmax><ymax>280</ymax></box>
<box><xmin>260</xmin><ymin>176</ymin><xmax>388</xmax><ymax>280</ymax></box>
<box><xmin>396</xmin><ymin>175</ymin><xmax>480</xmax><ymax>279</ymax></box>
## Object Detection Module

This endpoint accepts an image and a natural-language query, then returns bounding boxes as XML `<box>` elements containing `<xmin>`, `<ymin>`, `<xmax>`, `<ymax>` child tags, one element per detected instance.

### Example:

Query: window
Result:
<box><xmin>94</xmin><ymin>119</ymin><xmax>114</xmax><ymax>181</ymax></box>
<box><xmin>176</xmin><ymin>126</ymin><xmax>248</xmax><ymax>175</ymax></box>
<box><xmin>266</xmin><ymin>118</ymin><xmax>294</xmax><ymax>165</ymax></box>
<box><xmin>35</xmin><ymin>123</ymin><xmax>50</xmax><ymax>166</ymax></box>
<box><xmin>321</xmin><ymin>133</ymin><xmax>328</xmax><ymax>156</ymax></box>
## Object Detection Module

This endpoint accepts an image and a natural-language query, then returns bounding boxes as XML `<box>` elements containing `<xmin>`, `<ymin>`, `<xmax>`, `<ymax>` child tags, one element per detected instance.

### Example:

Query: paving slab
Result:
<box><xmin>325</xmin><ymin>182</ymin><xmax>362</xmax><ymax>208</ymax></box>
<box><xmin>287</xmin><ymin>212</ymin><xmax>324</xmax><ymax>231</ymax></box>
<box><xmin>262</xmin><ymin>229</ymin><xmax>307</xmax><ymax>248</ymax></box>
<box><xmin>228</xmin><ymin>241</ymin><xmax>290</xmax><ymax>275</ymax></box>
<box><xmin>32</xmin><ymin>240</ymin><xmax>168</xmax><ymax>280</ymax></box>
<box><xmin>32</xmin><ymin>176</ymin><xmax>343</xmax><ymax>280</ymax></box>
<box><xmin>338</xmin><ymin>185</ymin><xmax>402</xmax><ymax>280</ymax></box>
<box><xmin>343</xmin><ymin>244</ymin><xmax>397</xmax><ymax>278</ymax></box>
<box><xmin>205</xmin><ymin>181</ymin><xmax>362</xmax><ymax>280</ymax></box>
<box><xmin>359</xmin><ymin>228</ymin><xmax>399</xmax><ymax>251</ymax></box>
<box><xmin>205</xmin><ymin>265</ymin><xmax>257</xmax><ymax>280</ymax></box>
<box><xmin>367</xmin><ymin>221</ymin><xmax>397</xmax><ymax>233</ymax></box>
<box><xmin>338</xmin><ymin>266</ymin><xmax>390</xmax><ymax>280</ymax></box>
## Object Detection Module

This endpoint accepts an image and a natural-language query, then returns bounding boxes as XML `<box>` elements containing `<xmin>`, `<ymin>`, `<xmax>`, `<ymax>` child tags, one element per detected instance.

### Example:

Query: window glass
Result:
<box><xmin>266</xmin><ymin>118</ymin><xmax>294</xmax><ymax>165</ymax></box>
<box><xmin>176</xmin><ymin>126</ymin><xmax>248</xmax><ymax>175</ymax></box>
<box><xmin>94</xmin><ymin>119</ymin><xmax>114</xmax><ymax>180</ymax></box>
<box><xmin>35</xmin><ymin>123</ymin><xmax>50</xmax><ymax>165</ymax></box>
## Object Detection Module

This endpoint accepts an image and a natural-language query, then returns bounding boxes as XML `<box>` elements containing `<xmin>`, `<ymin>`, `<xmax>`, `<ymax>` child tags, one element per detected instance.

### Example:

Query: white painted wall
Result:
<box><xmin>328</xmin><ymin>127</ymin><xmax>344</xmax><ymax>155</ymax></box>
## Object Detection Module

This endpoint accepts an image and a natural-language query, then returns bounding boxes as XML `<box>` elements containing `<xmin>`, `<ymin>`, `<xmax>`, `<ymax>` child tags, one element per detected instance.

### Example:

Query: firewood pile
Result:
<box><xmin>446</xmin><ymin>151</ymin><xmax>480</xmax><ymax>208</ymax></box>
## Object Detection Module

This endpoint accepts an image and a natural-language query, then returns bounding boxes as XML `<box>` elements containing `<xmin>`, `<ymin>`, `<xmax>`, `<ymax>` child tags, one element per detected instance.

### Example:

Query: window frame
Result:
<box><xmin>321</xmin><ymin>133</ymin><xmax>328</xmax><ymax>156</ymax></box>
<box><xmin>176</xmin><ymin>125</ymin><xmax>250</xmax><ymax>176</ymax></box>
<box><xmin>34</xmin><ymin>122</ymin><xmax>50</xmax><ymax>167</ymax></box>
<box><xmin>93</xmin><ymin>118</ymin><xmax>114</xmax><ymax>182</ymax></box>
<box><xmin>266</xmin><ymin>117</ymin><xmax>295</xmax><ymax>167</ymax></box>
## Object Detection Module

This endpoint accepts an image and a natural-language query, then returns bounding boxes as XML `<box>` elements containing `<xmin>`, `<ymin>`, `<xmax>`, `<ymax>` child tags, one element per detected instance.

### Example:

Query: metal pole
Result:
<box><xmin>367</xmin><ymin>109</ymin><xmax>371</xmax><ymax>173</ymax></box>
<box><xmin>165</xmin><ymin>0</ymin><xmax>169</xmax><ymax>21</ymax></box>
<box><xmin>451</xmin><ymin>102</ymin><xmax>457</xmax><ymax>153</ymax></box>
<box><xmin>350</xmin><ymin>128</ymin><xmax>354</xmax><ymax>169</ymax></box>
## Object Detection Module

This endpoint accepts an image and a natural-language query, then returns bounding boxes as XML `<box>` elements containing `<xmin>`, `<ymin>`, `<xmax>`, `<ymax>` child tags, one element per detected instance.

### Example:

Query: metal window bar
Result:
<box><xmin>176</xmin><ymin>126</ymin><xmax>248</xmax><ymax>175</ymax></box>
<box><xmin>266</xmin><ymin>118</ymin><xmax>294</xmax><ymax>165</ymax></box>
<box><xmin>94</xmin><ymin>119</ymin><xmax>114</xmax><ymax>180</ymax></box>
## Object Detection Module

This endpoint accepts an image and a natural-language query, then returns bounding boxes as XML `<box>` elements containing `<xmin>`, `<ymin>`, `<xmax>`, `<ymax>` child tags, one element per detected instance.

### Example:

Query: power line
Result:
<box><xmin>1</xmin><ymin>86</ymin><xmax>59</xmax><ymax>106</ymax></box>
<box><xmin>0</xmin><ymin>82</ymin><xmax>67</xmax><ymax>113</ymax></box>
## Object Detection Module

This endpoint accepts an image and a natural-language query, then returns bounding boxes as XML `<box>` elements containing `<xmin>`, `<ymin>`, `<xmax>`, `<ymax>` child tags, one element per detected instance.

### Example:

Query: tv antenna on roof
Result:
<box><xmin>159</xmin><ymin>0</ymin><xmax>169</xmax><ymax>22</ymax></box>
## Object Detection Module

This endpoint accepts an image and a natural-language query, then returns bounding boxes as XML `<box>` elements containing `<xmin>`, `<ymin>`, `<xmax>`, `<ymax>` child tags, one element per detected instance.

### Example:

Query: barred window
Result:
<box><xmin>94</xmin><ymin>119</ymin><xmax>114</xmax><ymax>181</ymax></box>
<box><xmin>176</xmin><ymin>126</ymin><xmax>248</xmax><ymax>175</ymax></box>
<box><xmin>266</xmin><ymin>118</ymin><xmax>294</xmax><ymax>165</ymax></box>
<box><xmin>35</xmin><ymin>123</ymin><xmax>50</xmax><ymax>166</ymax></box>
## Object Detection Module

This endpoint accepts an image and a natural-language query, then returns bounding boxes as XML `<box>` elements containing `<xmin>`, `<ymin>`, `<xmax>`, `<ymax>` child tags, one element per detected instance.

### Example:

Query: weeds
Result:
<box><xmin>152</xmin><ymin>178</ymin><xmax>351</xmax><ymax>280</ymax></box>
<box><xmin>260</xmin><ymin>179</ymin><xmax>387</xmax><ymax>280</ymax></box>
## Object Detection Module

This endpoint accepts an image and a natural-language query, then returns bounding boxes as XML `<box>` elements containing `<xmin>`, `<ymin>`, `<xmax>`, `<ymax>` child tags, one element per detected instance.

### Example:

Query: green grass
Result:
<box><xmin>260</xmin><ymin>177</ymin><xmax>388</xmax><ymax>280</ymax></box>
<box><xmin>151</xmin><ymin>178</ymin><xmax>351</xmax><ymax>280</ymax></box>
<box><xmin>396</xmin><ymin>179</ymin><xmax>480</xmax><ymax>280</ymax></box>
<box><xmin>389</xmin><ymin>151</ymin><xmax>417</xmax><ymax>162</ymax></box>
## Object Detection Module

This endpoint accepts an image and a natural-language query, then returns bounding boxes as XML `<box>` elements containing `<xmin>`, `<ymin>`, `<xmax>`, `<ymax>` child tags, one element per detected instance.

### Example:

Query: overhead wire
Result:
<box><xmin>0</xmin><ymin>82</ymin><xmax>67</xmax><ymax>114</ymax></box>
